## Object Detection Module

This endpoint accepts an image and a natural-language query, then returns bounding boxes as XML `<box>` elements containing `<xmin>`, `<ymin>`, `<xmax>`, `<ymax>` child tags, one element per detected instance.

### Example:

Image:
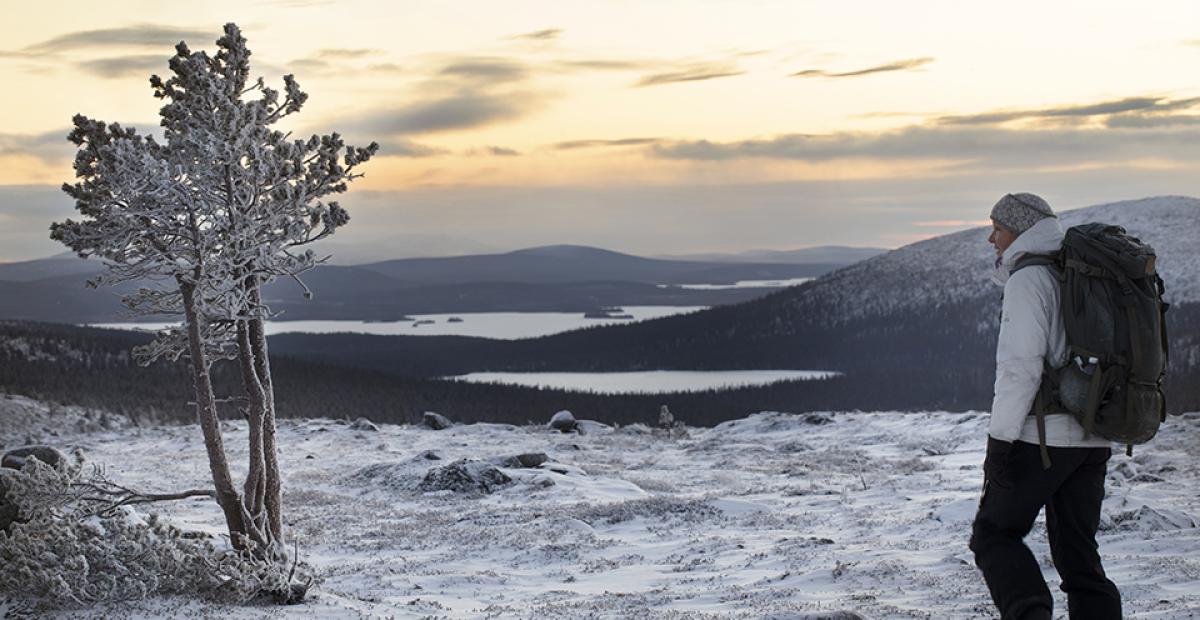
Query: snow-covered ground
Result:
<box><xmin>5</xmin><ymin>398</ymin><xmax>1200</xmax><ymax>618</ymax></box>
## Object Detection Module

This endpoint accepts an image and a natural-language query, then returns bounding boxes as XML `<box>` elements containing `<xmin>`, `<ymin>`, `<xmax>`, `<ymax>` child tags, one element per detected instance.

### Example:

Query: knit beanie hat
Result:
<box><xmin>990</xmin><ymin>193</ymin><xmax>1056</xmax><ymax>235</ymax></box>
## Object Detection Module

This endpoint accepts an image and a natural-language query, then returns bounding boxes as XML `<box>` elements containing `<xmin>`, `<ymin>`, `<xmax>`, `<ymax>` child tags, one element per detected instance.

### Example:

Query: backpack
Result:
<box><xmin>1012</xmin><ymin>222</ymin><xmax>1170</xmax><ymax>468</ymax></box>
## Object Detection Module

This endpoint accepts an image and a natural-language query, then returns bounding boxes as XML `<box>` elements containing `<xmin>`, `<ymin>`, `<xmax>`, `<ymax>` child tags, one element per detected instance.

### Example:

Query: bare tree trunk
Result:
<box><xmin>249</xmin><ymin>285</ymin><xmax>284</xmax><ymax>549</ymax></box>
<box><xmin>236</xmin><ymin>319</ymin><xmax>268</xmax><ymax>541</ymax></box>
<box><xmin>180</xmin><ymin>280</ymin><xmax>248</xmax><ymax>549</ymax></box>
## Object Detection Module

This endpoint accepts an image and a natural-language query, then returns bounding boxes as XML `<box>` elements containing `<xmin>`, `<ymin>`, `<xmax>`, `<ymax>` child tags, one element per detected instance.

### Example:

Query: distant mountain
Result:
<box><xmin>0</xmin><ymin>253</ymin><xmax>104</xmax><ymax>282</ymax></box>
<box><xmin>660</xmin><ymin>246</ymin><xmax>887</xmax><ymax>265</ymax></box>
<box><xmin>269</xmin><ymin>196</ymin><xmax>1200</xmax><ymax>412</ymax></box>
<box><xmin>308</xmin><ymin>233</ymin><xmax>503</xmax><ymax>265</ymax></box>
<box><xmin>0</xmin><ymin>244</ymin><xmax>856</xmax><ymax>322</ymax></box>
<box><xmin>355</xmin><ymin>244</ymin><xmax>837</xmax><ymax>286</ymax></box>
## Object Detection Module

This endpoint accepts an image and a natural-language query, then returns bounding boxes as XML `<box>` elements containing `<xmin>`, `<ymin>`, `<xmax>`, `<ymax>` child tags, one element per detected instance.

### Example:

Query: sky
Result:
<box><xmin>1</xmin><ymin>0</ymin><xmax>1199</xmax><ymax>262</ymax></box>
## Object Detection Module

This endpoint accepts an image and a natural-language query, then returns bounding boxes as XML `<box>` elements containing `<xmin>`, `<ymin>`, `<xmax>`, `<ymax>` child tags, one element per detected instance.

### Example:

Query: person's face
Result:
<box><xmin>988</xmin><ymin>221</ymin><xmax>1017</xmax><ymax>258</ymax></box>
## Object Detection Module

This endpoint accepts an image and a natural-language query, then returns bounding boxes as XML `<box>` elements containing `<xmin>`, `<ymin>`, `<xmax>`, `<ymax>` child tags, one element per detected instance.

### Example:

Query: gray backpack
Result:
<box><xmin>1014</xmin><ymin>222</ymin><xmax>1169</xmax><ymax>468</ymax></box>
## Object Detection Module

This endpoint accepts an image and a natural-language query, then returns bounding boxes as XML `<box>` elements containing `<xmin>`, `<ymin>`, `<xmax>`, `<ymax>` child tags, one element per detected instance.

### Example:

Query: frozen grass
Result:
<box><xmin>4</xmin><ymin>406</ymin><xmax>1200</xmax><ymax>618</ymax></box>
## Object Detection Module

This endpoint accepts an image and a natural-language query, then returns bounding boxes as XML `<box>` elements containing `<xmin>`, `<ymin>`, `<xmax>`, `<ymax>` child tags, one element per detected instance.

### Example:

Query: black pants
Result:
<box><xmin>970</xmin><ymin>439</ymin><xmax>1121</xmax><ymax>619</ymax></box>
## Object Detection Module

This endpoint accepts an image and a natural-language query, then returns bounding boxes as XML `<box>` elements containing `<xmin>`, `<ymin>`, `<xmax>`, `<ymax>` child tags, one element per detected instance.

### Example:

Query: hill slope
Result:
<box><xmin>269</xmin><ymin>196</ymin><xmax>1200</xmax><ymax>412</ymax></box>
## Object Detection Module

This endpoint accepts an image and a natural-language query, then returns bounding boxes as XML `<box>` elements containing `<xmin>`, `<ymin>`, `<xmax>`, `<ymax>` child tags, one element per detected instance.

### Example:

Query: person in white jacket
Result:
<box><xmin>970</xmin><ymin>193</ymin><xmax>1121</xmax><ymax>620</ymax></box>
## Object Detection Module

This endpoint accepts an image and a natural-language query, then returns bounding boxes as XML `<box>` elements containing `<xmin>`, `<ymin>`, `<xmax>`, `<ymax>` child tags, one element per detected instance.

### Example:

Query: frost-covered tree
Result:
<box><xmin>51</xmin><ymin>22</ymin><xmax>377</xmax><ymax>593</ymax></box>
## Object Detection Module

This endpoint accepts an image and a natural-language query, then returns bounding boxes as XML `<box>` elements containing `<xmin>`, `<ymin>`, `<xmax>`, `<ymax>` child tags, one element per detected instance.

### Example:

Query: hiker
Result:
<box><xmin>970</xmin><ymin>193</ymin><xmax>1122</xmax><ymax>620</ymax></box>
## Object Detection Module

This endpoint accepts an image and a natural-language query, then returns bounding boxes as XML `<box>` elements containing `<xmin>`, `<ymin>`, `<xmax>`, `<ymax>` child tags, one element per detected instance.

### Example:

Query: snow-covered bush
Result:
<box><xmin>573</xmin><ymin>496</ymin><xmax>723</xmax><ymax>526</ymax></box>
<box><xmin>0</xmin><ymin>461</ymin><xmax>302</xmax><ymax>611</ymax></box>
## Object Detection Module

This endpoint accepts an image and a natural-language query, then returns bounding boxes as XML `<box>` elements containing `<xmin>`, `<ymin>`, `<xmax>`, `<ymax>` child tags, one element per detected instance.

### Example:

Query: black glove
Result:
<box><xmin>984</xmin><ymin>436</ymin><xmax>1014</xmax><ymax>489</ymax></box>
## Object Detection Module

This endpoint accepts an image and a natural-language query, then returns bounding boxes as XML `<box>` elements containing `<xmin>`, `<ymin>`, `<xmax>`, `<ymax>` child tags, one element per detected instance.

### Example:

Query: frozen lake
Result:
<box><xmin>88</xmin><ymin>306</ymin><xmax>706</xmax><ymax>340</ymax></box>
<box><xmin>448</xmin><ymin>370</ymin><xmax>837</xmax><ymax>394</ymax></box>
<box><xmin>662</xmin><ymin>277</ymin><xmax>814</xmax><ymax>290</ymax></box>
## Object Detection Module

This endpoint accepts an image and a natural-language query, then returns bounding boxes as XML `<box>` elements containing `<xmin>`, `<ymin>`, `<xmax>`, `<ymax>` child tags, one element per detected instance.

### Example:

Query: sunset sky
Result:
<box><xmin>2</xmin><ymin>0</ymin><xmax>1199</xmax><ymax>262</ymax></box>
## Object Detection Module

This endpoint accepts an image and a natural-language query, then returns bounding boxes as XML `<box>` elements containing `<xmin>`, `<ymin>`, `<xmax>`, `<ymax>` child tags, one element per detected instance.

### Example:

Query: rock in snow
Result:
<box><xmin>494</xmin><ymin>452</ymin><xmax>549</xmax><ymax>468</ymax></box>
<box><xmin>419</xmin><ymin>459</ymin><xmax>513</xmax><ymax>494</ymax></box>
<box><xmin>2</xmin><ymin>445</ymin><xmax>68</xmax><ymax>471</ymax></box>
<box><xmin>423</xmin><ymin>411</ymin><xmax>454</xmax><ymax>430</ymax></box>
<box><xmin>1103</xmin><ymin>505</ymin><xmax>1197</xmax><ymax>532</ymax></box>
<box><xmin>549</xmin><ymin>410</ymin><xmax>578</xmax><ymax>433</ymax></box>
<box><xmin>349</xmin><ymin>417</ymin><xmax>379</xmax><ymax>432</ymax></box>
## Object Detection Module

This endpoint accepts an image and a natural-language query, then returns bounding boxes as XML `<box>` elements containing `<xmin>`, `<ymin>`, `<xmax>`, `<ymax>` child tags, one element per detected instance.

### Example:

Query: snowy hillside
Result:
<box><xmin>4</xmin><ymin>396</ymin><xmax>1199</xmax><ymax>618</ymax></box>
<box><xmin>807</xmin><ymin>195</ymin><xmax>1200</xmax><ymax>326</ymax></box>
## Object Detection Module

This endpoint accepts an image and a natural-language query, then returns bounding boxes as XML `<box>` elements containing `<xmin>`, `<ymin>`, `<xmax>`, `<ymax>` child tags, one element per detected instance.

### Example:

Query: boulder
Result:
<box><xmin>2</xmin><ymin>445</ymin><xmax>67</xmax><ymax>471</ymax></box>
<box><xmin>495</xmin><ymin>452</ymin><xmax>549</xmax><ymax>468</ymax></box>
<box><xmin>349</xmin><ymin>417</ymin><xmax>380</xmax><ymax>432</ymax></box>
<box><xmin>549</xmin><ymin>410</ymin><xmax>578</xmax><ymax>433</ymax></box>
<box><xmin>422</xmin><ymin>412</ymin><xmax>454</xmax><ymax>430</ymax></box>
<box><xmin>418</xmin><ymin>459</ymin><xmax>512</xmax><ymax>494</ymax></box>
<box><xmin>413</xmin><ymin>450</ymin><xmax>443</xmax><ymax>461</ymax></box>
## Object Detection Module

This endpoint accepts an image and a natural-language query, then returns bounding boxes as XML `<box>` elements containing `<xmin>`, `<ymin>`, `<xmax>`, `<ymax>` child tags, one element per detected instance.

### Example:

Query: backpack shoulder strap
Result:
<box><xmin>1012</xmin><ymin>253</ymin><xmax>1058</xmax><ymax>275</ymax></box>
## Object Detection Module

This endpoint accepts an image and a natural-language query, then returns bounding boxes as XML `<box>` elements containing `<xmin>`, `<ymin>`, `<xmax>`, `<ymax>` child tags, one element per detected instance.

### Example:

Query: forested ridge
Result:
<box><xmin>4</xmin><ymin>313</ymin><xmax>1197</xmax><ymax>430</ymax></box>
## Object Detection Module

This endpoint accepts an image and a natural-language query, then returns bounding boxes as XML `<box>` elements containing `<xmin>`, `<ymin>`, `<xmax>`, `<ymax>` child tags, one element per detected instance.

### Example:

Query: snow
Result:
<box><xmin>10</xmin><ymin>405</ymin><xmax>1200</xmax><ymax>618</ymax></box>
<box><xmin>550</xmin><ymin>410</ymin><xmax>577</xmax><ymax>426</ymax></box>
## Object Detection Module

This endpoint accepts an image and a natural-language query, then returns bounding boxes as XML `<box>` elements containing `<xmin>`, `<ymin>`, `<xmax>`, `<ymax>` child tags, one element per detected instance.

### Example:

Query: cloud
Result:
<box><xmin>485</xmin><ymin>146</ymin><xmax>520</xmax><ymax>156</ymax></box>
<box><xmin>77</xmin><ymin>54</ymin><xmax>166</xmax><ymax>78</ymax></box>
<box><xmin>348</xmin><ymin>91</ymin><xmax>539</xmax><ymax>136</ymax></box>
<box><xmin>1106</xmin><ymin>114</ymin><xmax>1200</xmax><ymax>128</ymax></box>
<box><xmin>0</xmin><ymin>128</ymin><xmax>73</xmax><ymax>162</ymax></box>
<box><xmin>556</xmin><ymin>58</ymin><xmax>652</xmax><ymax>71</ymax></box>
<box><xmin>382</xmin><ymin>140</ymin><xmax>447</xmax><ymax>157</ymax></box>
<box><xmin>21</xmin><ymin>24</ymin><xmax>213</xmax><ymax>54</ymax></box>
<box><xmin>368</xmin><ymin>62</ymin><xmax>404</xmax><ymax>73</ymax></box>
<box><xmin>315</xmin><ymin>48</ymin><xmax>379</xmax><ymax>59</ymax></box>
<box><xmin>937</xmin><ymin>96</ymin><xmax>1177</xmax><ymax>125</ymax></box>
<box><xmin>650</xmin><ymin>124</ymin><xmax>1200</xmax><ymax>168</ymax></box>
<box><xmin>286</xmin><ymin>49</ymin><xmax>400</xmax><ymax>78</ymax></box>
<box><xmin>791</xmin><ymin>57</ymin><xmax>933</xmax><ymax>78</ymax></box>
<box><xmin>439</xmin><ymin>57</ymin><xmax>528</xmax><ymax>84</ymax></box>
<box><xmin>914</xmin><ymin>219</ymin><xmax>991</xmax><ymax>227</ymax></box>
<box><xmin>554</xmin><ymin>137</ymin><xmax>662</xmax><ymax>150</ymax></box>
<box><xmin>0</xmin><ymin>50</ymin><xmax>44</xmax><ymax>60</ymax></box>
<box><xmin>510</xmin><ymin>28</ymin><xmax>562</xmax><ymax>41</ymax></box>
<box><xmin>634</xmin><ymin>62</ymin><xmax>744</xmax><ymax>87</ymax></box>
<box><xmin>288</xmin><ymin>57</ymin><xmax>333</xmax><ymax>73</ymax></box>
<box><xmin>325</xmin><ymin>51</ymin><xmax>544</xmax><ymax>140</ymax></box>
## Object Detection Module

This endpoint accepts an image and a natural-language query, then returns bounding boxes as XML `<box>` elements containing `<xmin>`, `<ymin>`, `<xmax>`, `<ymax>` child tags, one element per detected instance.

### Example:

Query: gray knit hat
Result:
<box><xmin>990</xmin><ymin>192</ymin><xmax>1056</xmax><ymax>235</ymax></box>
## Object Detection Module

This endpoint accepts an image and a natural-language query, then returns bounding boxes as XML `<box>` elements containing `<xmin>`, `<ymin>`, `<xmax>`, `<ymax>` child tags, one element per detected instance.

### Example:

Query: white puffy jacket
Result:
<box><xmin>989</xmin><ymin>217</ymin><xmax>1110</xmax><ymax>447</ymax></box>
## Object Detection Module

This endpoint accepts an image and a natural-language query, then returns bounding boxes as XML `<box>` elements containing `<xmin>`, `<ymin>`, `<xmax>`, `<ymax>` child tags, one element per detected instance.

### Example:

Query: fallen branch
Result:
<box><xmin>70</xmin><ymin>466</ymin><xmax>217</xmax><ymax>517</ymax></box>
